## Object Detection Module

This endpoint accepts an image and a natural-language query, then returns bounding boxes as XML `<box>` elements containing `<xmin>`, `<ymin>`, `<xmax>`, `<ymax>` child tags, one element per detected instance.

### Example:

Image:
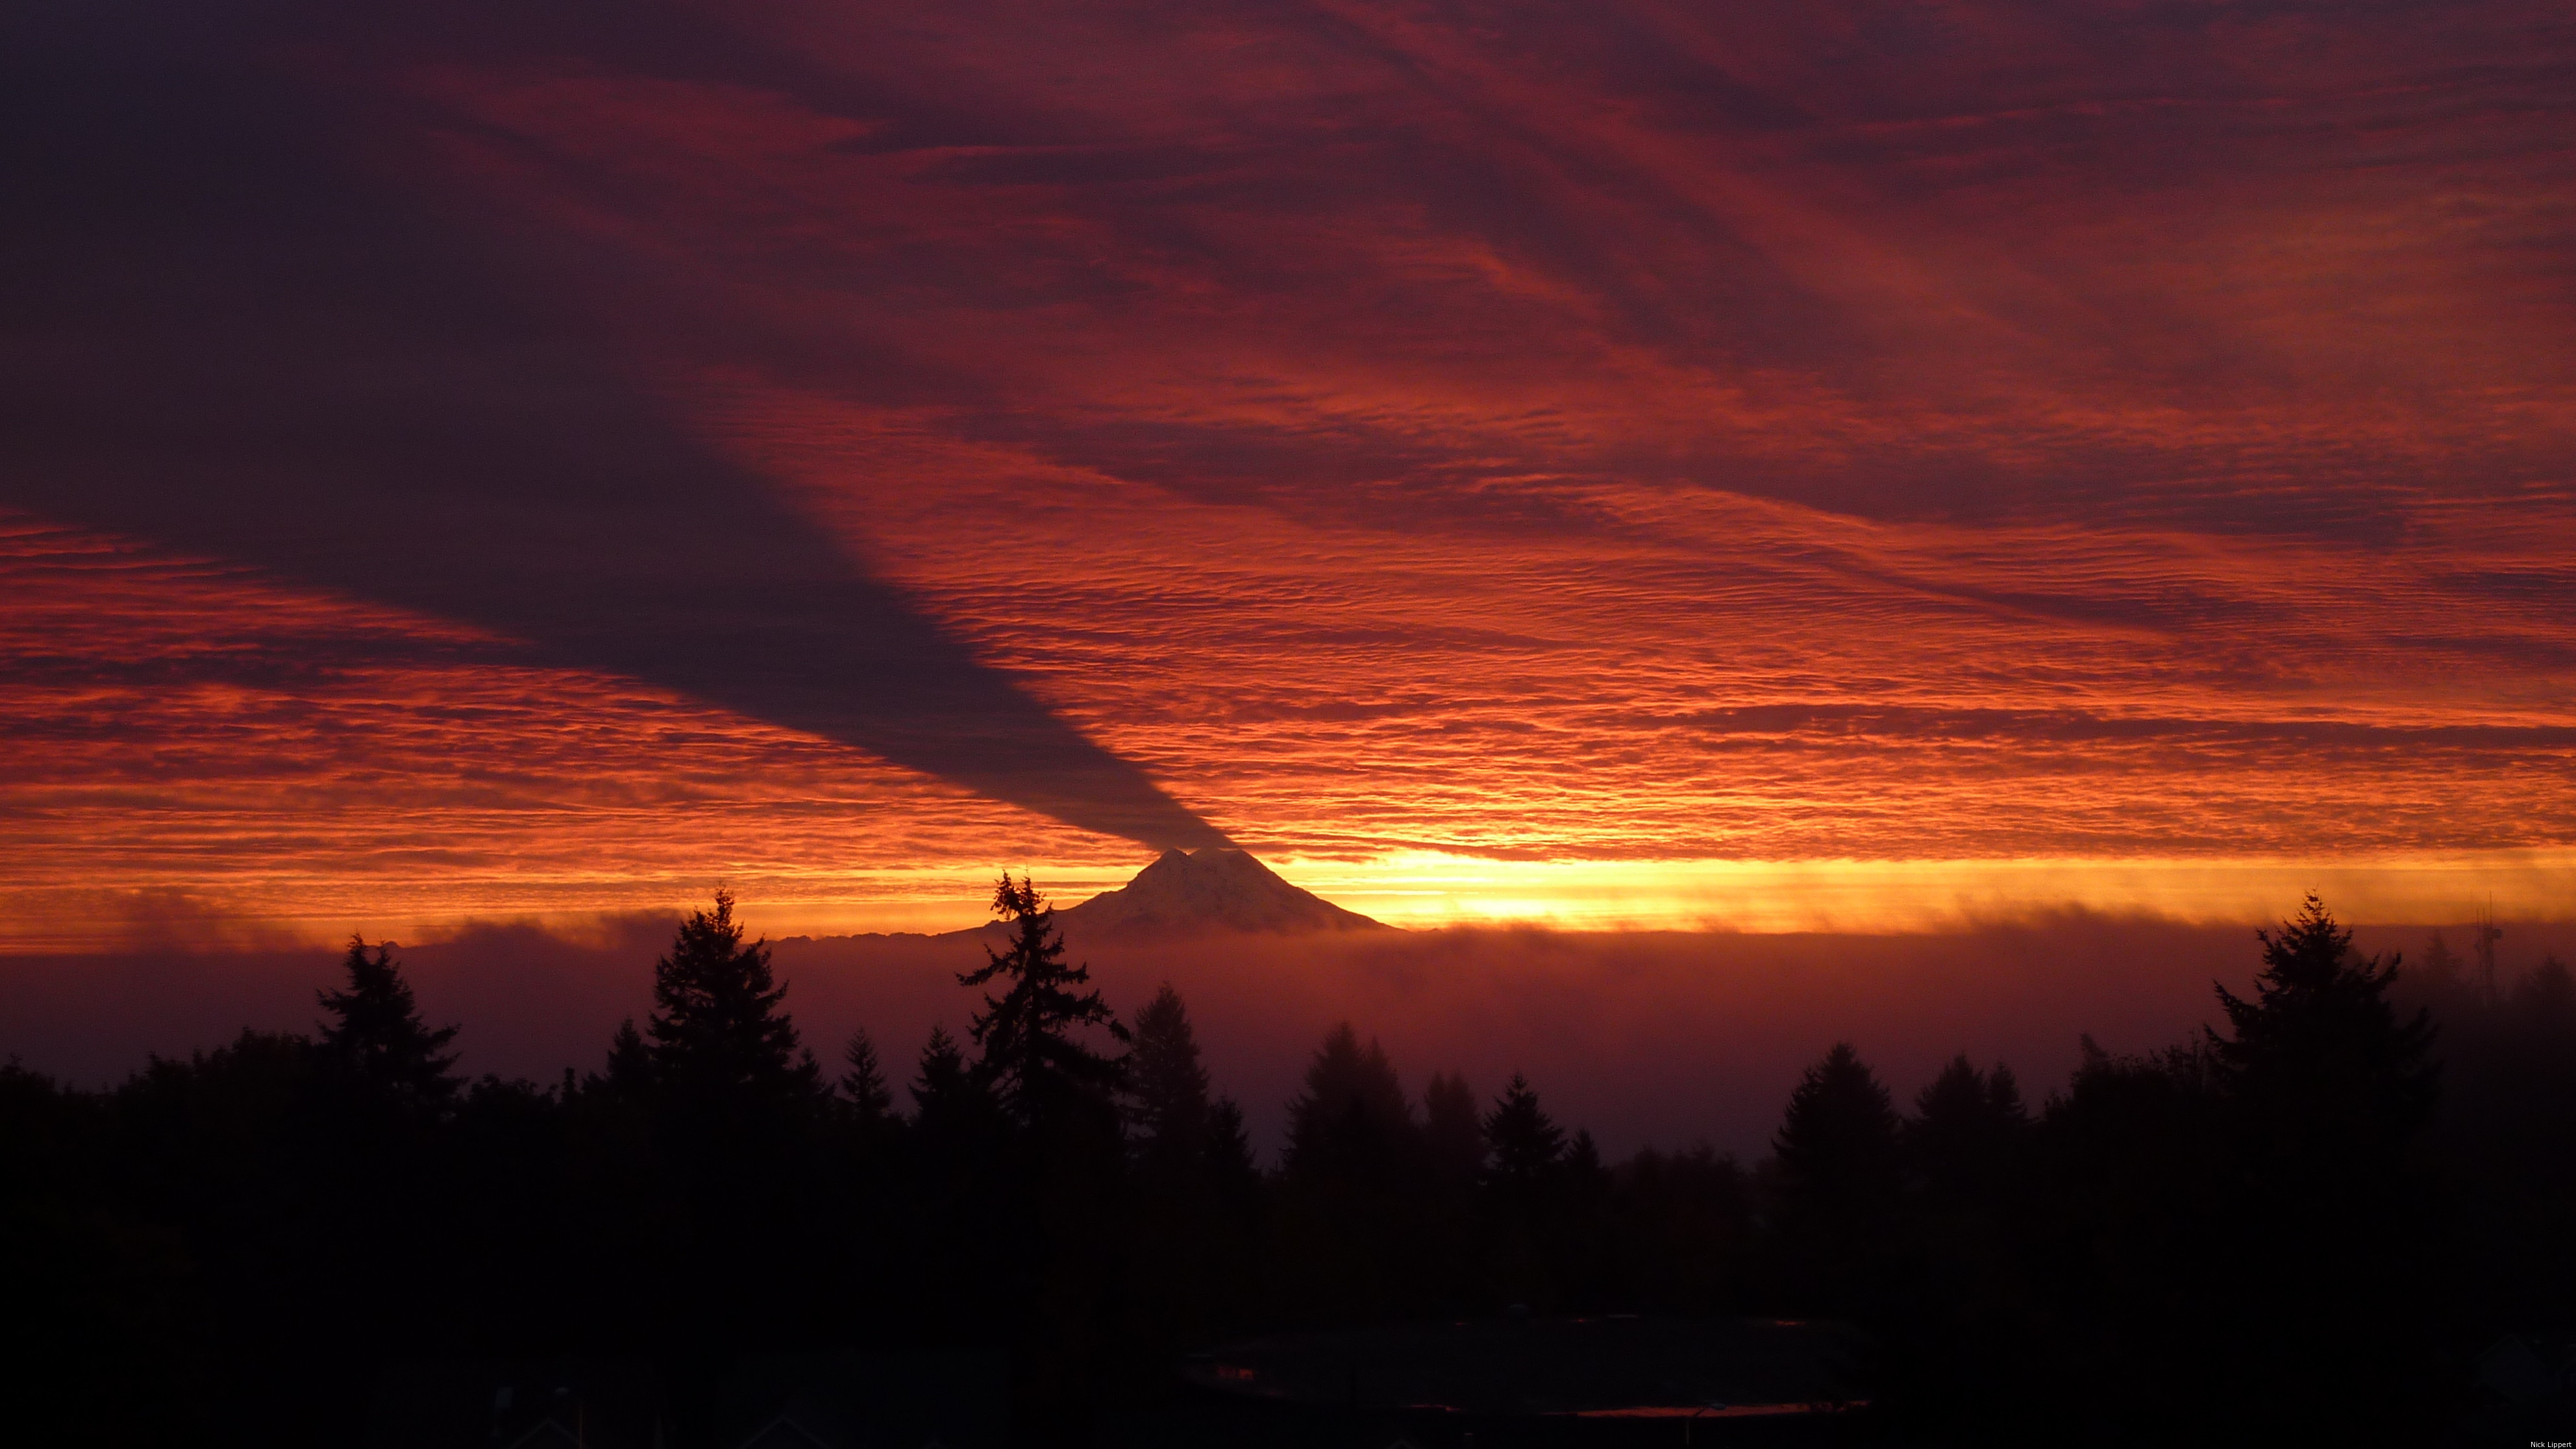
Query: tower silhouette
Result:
<box><xmin>2472</xmin><ymin>896</ymin><xmax>2504</xmax><ymax>1004</ymax></box>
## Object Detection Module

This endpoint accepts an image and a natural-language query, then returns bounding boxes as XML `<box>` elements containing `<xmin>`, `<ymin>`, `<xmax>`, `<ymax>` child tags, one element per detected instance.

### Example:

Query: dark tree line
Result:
<box><xmin>5</xmin><ymin>889</ymin><xmax>2572</xmax><ymax>1444</ymax></box>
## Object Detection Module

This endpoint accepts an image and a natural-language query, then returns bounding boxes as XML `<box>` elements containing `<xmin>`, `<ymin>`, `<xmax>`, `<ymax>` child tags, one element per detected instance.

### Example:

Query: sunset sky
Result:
<box><xmin>6</xmin><ymin>0</ymin><xmax>2574</xmax><ymax>950</ymax></box>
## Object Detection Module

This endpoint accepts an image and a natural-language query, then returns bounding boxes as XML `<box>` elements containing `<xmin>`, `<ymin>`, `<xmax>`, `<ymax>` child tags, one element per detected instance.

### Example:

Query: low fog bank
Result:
<box><xmin>8</xmin><ymin>913</ymin><xmax>2571</xmax><ymax>1159</ymax></box>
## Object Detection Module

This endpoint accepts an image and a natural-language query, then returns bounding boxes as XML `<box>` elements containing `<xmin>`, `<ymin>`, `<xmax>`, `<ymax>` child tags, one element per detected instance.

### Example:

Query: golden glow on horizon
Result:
<box><xmin>8</xmin><ymin>848</ymin><xmax>2572</xmax><ymax>954</ymax></box>
<box><xmin>3</xmin><ymin>510</ymin><xmax>2573</xmax><ymax>952</ymax></box>
<box><xmin>1290</xmin><ymin>851</ymin><xmax>2576</xmax><ymax>934</ymax></box>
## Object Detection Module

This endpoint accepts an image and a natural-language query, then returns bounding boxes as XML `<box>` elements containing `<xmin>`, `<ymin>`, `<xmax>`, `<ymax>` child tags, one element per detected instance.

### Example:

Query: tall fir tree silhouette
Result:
<box><xmin>958</xmin><ymin>875</ymin><xmax>1128</xmax><ymax>1136</ymax></box>
<box><xmin>1772</xmin><ymin>1042</ymin><xmax>1903</xmax><ymax>1312</ymax></box>
<box><xmin>1204</xmin><ymin>1096</ymin><xmax>1263</xmax><ymax>1195</ymax></box>
<box><xmin>911</xmin><ymin>1025</ymin><xmax>1008</xmax><ymax>1161</ymax></box>
<box><xmin>1776</xmin><ymin>1043</ymin><xmax>1903</xmax><ymax>1207</ymax></box>
<box><xmin>1897</xmin><ymin>1054</ymin><xmax>2031</xmax><ymax>1418</ymax></box>
<box><xmin>316</xmin><ymin>936</ymin><xmax>459</xmax><ymax>1109</ymax></box>
<box><xmin>594</xmin><ymin>1017</ymin><xmax>654</xmax><ymax>1098</ymax></box>
<box><xmin>908</xmin><ymin>1024</ymin><xmax>1006</xmax><ymax>1169</ymax></box>
<box><xmin>1283</xmin><ymin>1022</ymin><xmax>1415</xmax><ymax>1185</ymax></box>
<box><xmin>2211</xmin><ymin>893</ymin><xmax>2437</xmax><ymax>1152</ymax></box>
<box><xmin>1905</xmin><ymin>1055</ymin><xmax>2026</xmax><ymax>1199</ymax></box>
<box><xmin>2513</xmin><ymin>955</ymin><xmax>2576</xmax><ymax>1033</ymax></box>
<box><xmin>837</xmin><ymin>1026</ymin><xmax>896</xmax><ymax>1131</ymax></box>
<box><xmin>1481</xmin><ymin>1072</ymin><xmax>1567</xmax><ymax>1191</ymax></box>
<box><xmin>1562</xmin><ymin>1128</ymin><xmax>1608</xmax><ymax>1196</ymax></box>
<box><xmin>645</xmin><ymin>888</ymin><xmax>821</xmax><ymax>1111</ymax></box>
<box><xmin>910</xmin><ymin>1024</ymin><xmax>974</xmax><ymax>1121</ymax></box>
<box><xmin>1124</xmin><ymin>982</ymin><xmax>1211</xmax><ymax>1168</ymax></box>
<box><xmin>2205</xmin><ymin>894</ymin><xmax>2443</xmax><ymax>1435</ymax></box>
<box><xmin>1422</xmin><ymin>1071</ymin><xmax>1484</xmax><ymax>1189</ymax></box>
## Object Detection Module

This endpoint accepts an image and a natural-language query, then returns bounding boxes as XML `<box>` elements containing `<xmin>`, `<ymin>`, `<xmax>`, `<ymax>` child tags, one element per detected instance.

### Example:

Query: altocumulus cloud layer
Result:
<box><xmin>2</xmin><ymin>1</ymin><xmax>2573</xmax><ymax>943</ymax></box>
<box><xmin>1</xmin><ymin>3</ymin><xmax>1228</xmax><ymax>856</ymax></box>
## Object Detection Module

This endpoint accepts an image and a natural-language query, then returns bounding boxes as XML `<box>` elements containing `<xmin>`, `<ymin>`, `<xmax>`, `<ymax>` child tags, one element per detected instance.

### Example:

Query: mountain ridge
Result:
<box><xmin>952</xmin><ymin>848</ymin><xmax>1390</xmax><ymax>942</ymax></box>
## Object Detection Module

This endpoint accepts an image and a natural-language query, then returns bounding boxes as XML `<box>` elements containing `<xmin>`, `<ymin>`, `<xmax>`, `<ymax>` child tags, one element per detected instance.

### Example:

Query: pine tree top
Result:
<box><xmin>910</xmin><ymin>1023</ymin><xmax>1006</xmax><ymax>1147</ymax></box>
<box><xmin>1774</xmin><ymin>1042</ymin><xmax>1901</xmax><ymax>1189</ymax></box>
<box><xmin>958</xmin><ymin>875</ymin><xmax>1128</xmax><ymax>1133</ymax></box>
<box><xmin>645</xmin><ymin>889</ymin><xmax>817</xmax><ymax>1106</ymax></box>
<box><xmin>316</xmin><ymin>935</ymin><xmax>460</xmax><ymax>1108</ymax></box>
<box><xmin>2211</xmin><ymin>893</ymin><xmax>2436</xmax><ymax>1133</ymax></box>
<box><xmin>838</xmin><ymin>1026</ymin><xmax>895</xmax><ymax>1125</ymax></box>
<box><xmin>911</xmin><ymin>1024</ymin><xmax>968</xmax><ymax>1110</ymax></box>
<box><xmin>1482</xmin><ymin>1071</ymin><xmax>1567</xmax><ymax>1185</ymax></box>
<box><xmin>1126</xmin><ymin>981</ymin><xmax>1212</xmax><ymax>1156</ymax></box>
<box><xmin>1422</xmin><ymin>1070</ymin><xmax>1485</xmax><ymax>1182</ymax></box>
<box><xmin>1283</xmin><ymin>1021</ymin><xmax>1417</xmax><ymax>1180</ymax></box>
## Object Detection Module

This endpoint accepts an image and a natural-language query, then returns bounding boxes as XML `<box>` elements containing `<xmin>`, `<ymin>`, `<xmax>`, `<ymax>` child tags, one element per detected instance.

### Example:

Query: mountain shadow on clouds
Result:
<box><xmin>0</xmin><ymin>3</ymin><xmax>1227</xmax><ymax>853</ymax></box>
<box><xmin>963</xmin><ymin>850</ymin><xmax>1391</xmax><ymax>943</ymax></box>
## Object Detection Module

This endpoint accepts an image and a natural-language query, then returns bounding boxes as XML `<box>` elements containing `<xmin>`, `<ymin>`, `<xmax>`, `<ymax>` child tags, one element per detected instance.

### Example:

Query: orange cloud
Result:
<box><xmin>3</xmin><ymin>2</ymin><xmax>2573</xmax><ymax>944</ymax></box>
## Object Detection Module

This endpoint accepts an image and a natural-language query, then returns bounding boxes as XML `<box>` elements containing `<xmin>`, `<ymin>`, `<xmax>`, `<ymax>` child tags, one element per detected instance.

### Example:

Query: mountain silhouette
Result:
<box><xmin>963</xmin><ymin>849</ymin><xmax>1390</xmax><ymax>942</ymax></box>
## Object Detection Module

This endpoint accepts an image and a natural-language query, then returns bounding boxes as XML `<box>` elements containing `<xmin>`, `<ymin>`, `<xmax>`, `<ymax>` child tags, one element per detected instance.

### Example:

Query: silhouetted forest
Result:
<box><xmin>5</xmin><ymin>885</ymin><xmax>2573</xmax><ymax>1445</ymax></box>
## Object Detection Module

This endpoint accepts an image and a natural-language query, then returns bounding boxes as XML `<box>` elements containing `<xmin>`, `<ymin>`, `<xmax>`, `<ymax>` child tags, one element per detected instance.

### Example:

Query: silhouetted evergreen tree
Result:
<box><xmin>1422</xmin><ymin>1071</ymin><xmax>1483</xmax><ymax>1189</ymax></box>
<box><xmin>39</xmin><ymin>888</ymin><xmax>2576</xmax><ymax>1448</ymax></box>
<box><xmin>1273</xmin><ymin>1024</ymin><xmax>1435</xmax><ymax>1320</ymax></box>
<box><xmin>1476</xmin><ymin>1074</ymin><xmax>1604</xmax><ymax>1309</ymax></box>
<box><xmin>1884</xmin><ymin>1056</ymin><xmax>2035</xmax><ymax>1432</ymax></box>
<box><xmin>888</xmin><ymin>1024</ymin><xmax>1013</xmax><ymax>1356</ymax></box>
<box><xmin>910</xmin><ymin>1026</ymin><xmax>1002</xmax><ymax>1148</ymax></box>
<box><xmin>310</xmin><ymin>937</ymin><xmax>464</xmax><ymax>1360</ymax></box>
<box><xmin>1560</xmin><ymin>1125</ymin><xmax>1611</xmax><ymax>1213</ymax></box>
<box><xmin>316</xmin><ymin>935</ymin><xmax>460</xmax><ymax>1109</ymax></box>
<box><xmin>1124</xmin><ymin>982</ymin><xmax>1211</xmax><ymax>1169</ymax></box>
<box><xmin>1118</xmin><ymin>988</ymin><xmax>1261</xmax><ymax>1369</ymax></box>
<box><xmin>632</xmin><ymin>891</ymin><xmax>830</xmax><ymax>1380</ymax></box>
<box><xmin>2511</xmin><ymin>954</ymin><xmax>2576</xmax><ymax>1028</ymax></box>
<box><xmin>304</xmin><ymin>939</ymin><xmax>466</xmax><ymax>1389</ymax></box>
<box><xmin>1557</xmin><ymin>1127</ymin><xmax>1614</xmax><ymax>1292</ymax></box>
<box><xmin>1204</xmin><ymin>1096</ymin><xmax>1263</xmax><ymax>1197</ymax></box>
<box><xmin>2414</xmin><ymin>928</ymin><xmax>2472</xmax><ymax>1013</ymax></box>
<box><xmin>1905</xmin><ymin>1054</ymin><xmax>2025</xmax><ymax>1200</ymax></box>
<box><xmin>959</xmin><ymin>875</ymin><xmax>1128</xmax><ymax>1139</ymax></box>
<box><xmin>1770</xmin><ymin>1042</ymin><xmax>1902</xmax><ymax>1315</ymax></box>
<box><xmin>110</xmin><ymin>1029</ymin><xmax>344</xmax><ymax>1443</ymax></box>
<box><xmin>953</xmin><ymin>878</ymin><xmax>1137</xmax><ymax>1432</ymax></box>
<box><xmin>1481</xmin><ymin>1071</ymin><xmax>1566</xmax><ymax>1191</ymax></box>
<box><xmin>2211</xmin><ymin>893</ymin><xmax>2437</xmax><ymax>1148</ymax></box>
<box><xmin>837</xmin><ymin>1026</ymin><xmax>895</xmax><ymax>1132</ymax></box>
<box><xmin>2440</xmin><ymin>950</ymin><xmax>2576</xmax><ymax>1349</ymax></box>
<box><xmin>1</xmin><ymin>1061</ymin><xmax>202</xmax><ymax>1442</ymax></box>
<box><xmin>2419</xmin><ymin>928</ymin><xmax>2459</xmax><ymax>982</ymax></box>
<box><xmin>644</xmin><ymin>889</ymin><xmax>821</xmax><ymax>1113</ymax></box>
<box><xmin>1283</xmin><ymin>1022</ymin><xmax>1415</xmax><ymax>1186</ymax></box>
<box><xmin>2012</xmin><ymin>1037</ymin><xmax>2231</xmax><ymax>1441</ymax></box>
<box><xmin>798</xmin><ymin>1024</ymin><xmax>903</xmax><ymax>1364</ymax></box>
<box><xmin>1775</xmin><ymin>1043</ymin><xmax>1902</xmax><ymax>1216</ymax></box>
<box><xmin>1988</xmin><ymin>1062</ymin><xmax>2022</xmax><ymax>1118</ymax></box>
<box><xmin>1610</xmin><ymin>1145</ymin><xmax>1752</xmax><ymax>1312</ymax></box>
<box><xmin>2205</xmin><ymin>894</ymin><xmax>2442</xmax><ymax>1437</ymax></box>
<box><xmin>1563</xmin><ymin>1128</ymin><xmax>1605</xmax><ymax>1189</ymax></box>
<box><xmin>589</xmin><ymin>1017</ymin><xmax>654</xmax><ymax>1098</ymax></box>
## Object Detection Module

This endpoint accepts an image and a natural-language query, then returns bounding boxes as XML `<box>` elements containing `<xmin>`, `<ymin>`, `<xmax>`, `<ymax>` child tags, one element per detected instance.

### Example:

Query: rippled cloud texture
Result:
<box><xmin>4</xmin><ymin>1</ymin><xmax>2573</xmax><ymax>943</ymax></box>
